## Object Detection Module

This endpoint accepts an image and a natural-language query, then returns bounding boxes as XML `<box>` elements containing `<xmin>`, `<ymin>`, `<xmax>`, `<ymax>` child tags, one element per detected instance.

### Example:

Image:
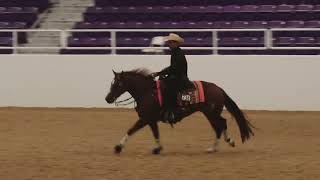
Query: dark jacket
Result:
<box><xmin>158</xmin><ymin>47</ymin><xmax>188</xmax><ymax>81</ymax></box>
<box><xmin>158</xmin><ymin>47</ymin><xmax>189</xmax><ymax>90</ymax></box>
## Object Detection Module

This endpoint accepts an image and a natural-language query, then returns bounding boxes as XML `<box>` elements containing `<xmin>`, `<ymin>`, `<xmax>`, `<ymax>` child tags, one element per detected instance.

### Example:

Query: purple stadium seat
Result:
<box><xmin>126</xmin><ymin>6</ymin><xmax>139</xmax><ymax>13</ymax></box>
<box><xmin>165</xmin><ymin>22</ymin><xmax>181</xmax><ymax>29</ymax></box>
<box><xmin>304</xmin><ymin>21</ymin><xmax>320</xmax><ymax>28</ymax></box>
<box><xmin>219</xmin><ymin>37</ymin><xmax>239</xmax><ymax>46</ymax></box>
<box><xmin>258</xmin><ymin>5</ymin><xmax>276</xmax><ymax>12</ymax></box>
<box><xmin>206</xmin><ymin>5</ymin><xmax>223</xmax><ymax>13</ymax></box>
<box><xmin>117</xmin><ymin>37</ymin><xmax>133</xmax><ymax>46</ymax></box>
<box><xmin>70</xmin><ymin>0</ymin><xmax>320</xmax><ymax>55</ymax></box>
<box><xmin>316</xmin><ymin>37</ymin><xmax>320</xmax><ymax>45</ymax></box>
<box><xmin>117</xmin><ymin>37</ymin><xmax>150</xmax><ymax>47</ymax></box>
<box><xmin>0</xmin><ymin>37</ymin><xmax>12</xmax><ymax>54</ymax></box>
<box><xmin>239</xmin><ymin>37</ymin><xmax>264</xmax><ymax>46</ymax></box>
<box><xmin>0</xmin><ymin>22</ymin><xmax>10</xmax><ymax>28</ymax></box>
<box><xmin>285</xmin><ymin>21</ymin><xmax>305</xmax><ymax>28</ymax></box>
<box><xmin>197</xmin><ymin>21</ymin><xmax>215</xmax><ymax>28</ymax></box>
<box><xmin>109</xmin><ymin>6</ymin><xmax>122</xmax><ymax>12</ymax></box>
<box><xmin>160</xmin><ymin>6</ymin><xmax>176</xmax><ymax>13</ymax></box>
<box><xmin>248</xmin><ymin>21</ymin><xmax>268</xmax><ymax>28</ymax></box>
<box><xmin>295</xmin><ymin>37</ymin><xmax>316</xmax><ymax>46</ymax></box>
<box><xmin>219</xmin><ymin>37</ymin><xmax>264</xmax><ymax>47</ymax></box>
<box><xmin>24</xmin><ymin>7</ymin><xmax>39</xmax><ymax>13</ymax></box>
<box><xmin>313</xmin><ymin>5</ymin><xmax>320</xmax><ymax>12</ymax></box>
<box><xmin>123</xmin><ymin>21</ymin><xmax>145</xmax><ymax>29</ymax></box>
<box><xmin>274</xmin><ymin>37</ymin><xmax>296</xmax><ymax>46</ymax></box>
<box><xmin>0</xmin><ymin>37</ymin><xmax>12</xmax><ymax>46</ymax></box>
<box><xmin>153</xmin><ymin>22</ymin><xmax>176</xmax><ymax>29</ymax></box>
<box><xmin>232</xmin><ymin>21</ymin><xmax>250</xmax><ymax>29</ymax></box>
<box><xmin>276</xmin><ymin>4</ymin><xmax>295</xmax><ymax>12</ymax></box>
<box><xmin>68</xmin><ymin>37</ymin><xmax>110</xmax><ymax>47</ymax></box>
<box><xmin>184</xmin><ymin>21</ymin><xmax>197</xmax><ymax>28</ymax></box>
<box><xmin>149</xmin><ymin>6</ymin><xmax>170</xmax><ymax>13</ymax></box>
<box><xmin>10</xmin><ymin>22</ymin><xmax>28</xmax><ymax>28</ymax></box>
<box><xmin>183</xmin><ymin>37</ymin><xmax>211</xmax><ymax>47</ymax></box>
<box><xmin>0</xmin><ymin>0</ymin><xmax>49</xmax><ymax>12</ymax></box>
<box><xmin>135</xmin><ymin>37</ymin><xmax>152</xmax><ymax>46</ymax></box>
<box><xmin>172</xmin><ymin>6</ymin><xmax>188</xmax><ymax>13</ymax></box>
<box><xmin>60</xmin><ymin>49</ymin><xmax>110</xmax><ymax>54</ymax></box>
<box><xmin>87</xmin><ymin>7</ymin><xmax>102</xmax><ymax>13</ymax></box>
<box><xmin>189</xmin><ymin>6</ymin><xmax>206</xmax><ymax>13</ymax></box>
<box><xmin>240</xmin><ymin>5</ymin><xmax>258</xmax><ymax>12</ymax></box>
<box><xmin>295</xmin><ymin>4</ymin><xmax>314</xmax><ymax>12</ymax></box>
<box><xmin>268</xmin><ymin>21</ymin><xmax>287</xmax><ymax>28</ymax></box>
<box><xmin>0</xmin><ymin>11</ymin><xmax>38</xmax><ymax>26</ymax></box>
<box><xmin>74</xmin><ymin>22</ymin><xmax>93</xmax><ymax>29</ymax></box>
<box><xmin>215</xmin><ymin>21</ymin><xmax>232</xmax><ymax>29</ymax></box>
<box><xmin>223</xmin><ymin>5</ymin><xmax>241</xmax><ymax>13</ymax></box>
<box><xmin>154</xmin><ymin>22</ymin><xmax>166</xmax><ymax>29</ymax></box>
<box><xmin>147</xmin><ymin>22</ymin><xmax>160</xmax><ymax>29</ymax></box>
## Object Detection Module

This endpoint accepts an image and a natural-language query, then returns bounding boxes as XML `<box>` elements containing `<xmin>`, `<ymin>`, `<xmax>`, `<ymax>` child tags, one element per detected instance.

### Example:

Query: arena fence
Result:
<box><xmin>1</xmin><ymin>28</ymin><xmax>320</xmax><ymax>54</ymax></box>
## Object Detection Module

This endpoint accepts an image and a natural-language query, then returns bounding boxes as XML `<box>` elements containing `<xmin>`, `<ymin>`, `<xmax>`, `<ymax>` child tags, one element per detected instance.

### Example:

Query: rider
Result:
<box><xmin>151</xmin><ymin>33</ymin><xmax>190</xmax><ymax>123</ymax></box>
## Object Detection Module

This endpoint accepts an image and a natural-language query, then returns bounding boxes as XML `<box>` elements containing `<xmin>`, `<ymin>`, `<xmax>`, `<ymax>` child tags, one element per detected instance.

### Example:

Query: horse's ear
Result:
<box><xmin>112</xmin><ymin>69</ymin><xmax>116</xmax><ymax>76</ymax></box>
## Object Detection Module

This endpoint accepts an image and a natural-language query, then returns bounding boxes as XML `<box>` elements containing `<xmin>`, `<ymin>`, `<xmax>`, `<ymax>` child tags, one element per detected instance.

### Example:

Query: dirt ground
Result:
<box><xmin>0</xmin><ymin>108</ymin><xmax>319</xmax><ymax>180</ymax></box>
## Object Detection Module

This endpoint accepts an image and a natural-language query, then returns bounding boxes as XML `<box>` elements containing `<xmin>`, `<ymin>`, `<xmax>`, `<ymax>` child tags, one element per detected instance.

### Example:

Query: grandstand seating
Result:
<box><xmin>60</xmin><ymin>0</ymin><xmax>320</xmax><ymax>54</ymax></box>
<box><xmin>0</xmin><ymin>0</ymin><xmax>50</xmax><ymax>54</ymax></box>
<box><xmin>1</xmin><ymin>0</ymin><xmax>318</xmax><ymax>55</ymax></box>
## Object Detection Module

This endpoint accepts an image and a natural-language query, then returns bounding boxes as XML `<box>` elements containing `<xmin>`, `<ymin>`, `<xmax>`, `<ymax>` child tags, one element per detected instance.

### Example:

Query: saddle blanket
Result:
<box><xmin>156</xmin><ymin>80</ymin><xmax>205</xmax><ymax>107</ymax></box>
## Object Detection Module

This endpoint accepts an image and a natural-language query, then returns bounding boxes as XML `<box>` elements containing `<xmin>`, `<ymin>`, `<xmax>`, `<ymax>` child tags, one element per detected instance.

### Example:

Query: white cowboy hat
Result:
<box><xmin>164</xmin><ymin>33</ymin><xmax>184</xmax><ymax>44</ymax></box>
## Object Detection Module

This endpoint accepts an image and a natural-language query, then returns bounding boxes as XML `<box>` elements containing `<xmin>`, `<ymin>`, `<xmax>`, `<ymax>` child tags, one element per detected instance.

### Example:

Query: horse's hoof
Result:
<box><xmin>152</xmin><ymin>146</ymin><xmax>163</xmax><ymax>155</ymax></box>
<box><xmin>206</xmin><ymin>147</ymin><xmax>218</xmax><ymax>153</ymax></box>
<box><xmin>226</xmin><ymin>138</ymin><xmax>236</xmax><ymax>148</ymax></box>
<box><xmin>114</xmin><ymin>144</ymin><xmax>123</xmax><ymax>154</ymax></box>
<box><xmin>229</xmin><ymin>141</ymin><xmax>235</xmax><ymax>147</ymax></box>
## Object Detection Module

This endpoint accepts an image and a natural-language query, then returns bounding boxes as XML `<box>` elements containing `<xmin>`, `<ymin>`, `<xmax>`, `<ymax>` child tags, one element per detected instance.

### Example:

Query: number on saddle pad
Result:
<box><xmin>181</xmin><ymin>94</ymin><xmax>191</xmax><ymax>101</ymax></box>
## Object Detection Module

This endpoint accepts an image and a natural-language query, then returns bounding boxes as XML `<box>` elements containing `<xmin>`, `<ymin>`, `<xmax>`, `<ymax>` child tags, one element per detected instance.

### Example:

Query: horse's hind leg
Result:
<box><xmin>221</xmin><ymin>117</ymin><xmax>235</xmax><ymax>147</ymax></box>
<box><xmin>148</xmin><ymin>121</ymin><xmax>163</xmax><ymax>155</ymax></box>
<box><xmin>202</xmin><ymin>106</ymin><xmax>225</xmax><ymax>153</ymax></box>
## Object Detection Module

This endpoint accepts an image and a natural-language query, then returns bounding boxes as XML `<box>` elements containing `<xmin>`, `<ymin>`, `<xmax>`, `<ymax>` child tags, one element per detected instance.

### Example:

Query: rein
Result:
<box><xmin>115</xmin><ymin>96</ymin><xmax>136</xmax><ymax>106</ymax></box>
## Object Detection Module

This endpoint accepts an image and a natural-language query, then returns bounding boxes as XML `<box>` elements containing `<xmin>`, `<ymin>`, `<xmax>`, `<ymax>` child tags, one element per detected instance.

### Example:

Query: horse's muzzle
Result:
<box><xmin>105</xmin><ymin>96</ymin><xmax>116</xmax><ymax>103</ymax></box>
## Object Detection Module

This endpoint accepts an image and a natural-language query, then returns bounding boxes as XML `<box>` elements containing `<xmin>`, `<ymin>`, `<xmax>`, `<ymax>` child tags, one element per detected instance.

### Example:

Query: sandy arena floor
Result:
<box><xmin>0</xmin><ymin>108</ymin><xmax>319</xmax><ymax>180</ymax></box>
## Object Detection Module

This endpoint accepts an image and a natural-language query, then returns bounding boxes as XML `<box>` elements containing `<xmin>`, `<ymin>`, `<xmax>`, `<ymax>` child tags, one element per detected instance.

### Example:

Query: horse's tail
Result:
<box><xmin>223</xmin><ymin>90</ymin><xmax>254</xmax><ymax>142</ymax></box>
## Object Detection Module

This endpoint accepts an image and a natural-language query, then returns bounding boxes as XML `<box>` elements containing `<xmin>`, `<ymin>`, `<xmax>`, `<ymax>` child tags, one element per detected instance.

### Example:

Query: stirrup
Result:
<box><xmin>161</xmin><ymin>110</ymin><xmax>175</xmax><ymax>122</ymax></box>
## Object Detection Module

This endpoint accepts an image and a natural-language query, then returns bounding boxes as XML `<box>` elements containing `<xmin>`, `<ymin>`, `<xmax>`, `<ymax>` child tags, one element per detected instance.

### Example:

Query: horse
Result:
<box><xmin>105</xmin><ymin>69</ymin><xmax>254</xmax><ymax>154</ymax></box>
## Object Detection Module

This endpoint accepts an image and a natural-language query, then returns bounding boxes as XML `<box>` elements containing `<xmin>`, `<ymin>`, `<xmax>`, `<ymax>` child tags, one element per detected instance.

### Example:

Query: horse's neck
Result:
<box><xmin>127</xmin><ymin>77</ymin><xmax>153</xmax><ymax>101</ymax></box>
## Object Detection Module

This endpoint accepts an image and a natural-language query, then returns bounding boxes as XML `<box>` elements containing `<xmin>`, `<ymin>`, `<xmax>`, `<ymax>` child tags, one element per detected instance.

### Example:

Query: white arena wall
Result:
<box><xmin>0</xmin><ymin>55</ymin><xmax>319</xmax><ymax>111</ymax></box>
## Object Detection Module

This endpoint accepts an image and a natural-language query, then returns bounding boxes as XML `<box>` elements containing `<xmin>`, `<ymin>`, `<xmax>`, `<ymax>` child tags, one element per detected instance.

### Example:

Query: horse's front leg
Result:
<box><xmin>148</xmin><ymin>121</ymin><xmax>163</xmax><ymax>155</ymax></box>
<box><xmin>114</xmin><ymin>118</ymin><xmax>147</xmax><ymax>154</ymax></box>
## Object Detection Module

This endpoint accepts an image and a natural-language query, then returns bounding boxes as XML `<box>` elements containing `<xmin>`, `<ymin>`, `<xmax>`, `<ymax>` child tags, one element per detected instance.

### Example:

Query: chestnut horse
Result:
<box><xmin>105</xmin><ymin>69</ymin><xmax>254</xmax><ymax>154</ymax></box>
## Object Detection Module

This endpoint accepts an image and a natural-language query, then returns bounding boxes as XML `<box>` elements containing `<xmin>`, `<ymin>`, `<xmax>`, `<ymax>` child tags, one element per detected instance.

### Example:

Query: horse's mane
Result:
<box><xmin>130</xmin><ymin>68</ymin><xmax>152</xmax><ymax>76</ymax></box>
<box><xmin>123</xmin><ymin>68</ymin><xmax>153</xmax><ymax>81</ymax></box>
<box><xmin>125</xmin><ymin>68</ymin><xmax>153</xmax><ymax>78</ymax></box>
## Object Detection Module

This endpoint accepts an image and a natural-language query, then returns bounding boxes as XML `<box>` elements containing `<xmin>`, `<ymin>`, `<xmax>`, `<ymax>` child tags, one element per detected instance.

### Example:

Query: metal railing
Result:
<box><xmin>1</xmin><ymin>28</ymin><xmax>320</xmax><ymax>54</ymax></box>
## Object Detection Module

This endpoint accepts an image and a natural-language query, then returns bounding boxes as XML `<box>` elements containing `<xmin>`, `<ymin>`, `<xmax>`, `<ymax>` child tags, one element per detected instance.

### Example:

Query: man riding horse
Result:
<box><xmin>151</xmin><ymin>33</ymin><xmax>191</xmax><ymax>123</ymax></box>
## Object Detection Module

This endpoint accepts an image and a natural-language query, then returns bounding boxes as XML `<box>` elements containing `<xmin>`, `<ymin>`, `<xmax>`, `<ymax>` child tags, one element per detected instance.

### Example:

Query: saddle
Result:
<box><xmin>155</xmin><ymin>80</ymin><xmax>205</xmax><ymax>107</ymax></box>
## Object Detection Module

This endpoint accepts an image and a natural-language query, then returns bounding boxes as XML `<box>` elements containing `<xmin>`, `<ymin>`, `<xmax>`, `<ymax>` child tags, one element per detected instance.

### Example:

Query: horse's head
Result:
<box><xmin>105</xmin><ymin>68</ymin><xmax>154</xmax><ymax>104</ymax></box>
<box><xmin>105</xmin><ymin>70</ymin><xmax>128</xmax><ymax>103</ymax></box>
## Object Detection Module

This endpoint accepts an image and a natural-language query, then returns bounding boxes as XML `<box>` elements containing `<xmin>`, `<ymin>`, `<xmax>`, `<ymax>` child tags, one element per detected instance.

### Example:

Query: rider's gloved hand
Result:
<box><xmin>150</xmin><ymin>72</ymin><xmax>159</xmax><ymax>78</ymax></box>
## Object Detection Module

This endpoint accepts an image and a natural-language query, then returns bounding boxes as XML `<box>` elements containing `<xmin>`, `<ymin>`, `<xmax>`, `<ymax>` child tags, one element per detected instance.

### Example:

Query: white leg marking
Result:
<box><xmin>155</xmin><ymin>139</ymin><xmax>162</xmax><ymax>148</ymax></box>
<box><xmin>223</xmin><ymin>130</ymin><xmax>229</xmax><ymax>142</ymax></box>
<box><xmin>224</xmin><ymin>130</ymin><xmax>235</xmax><ymax>147</ymax></box>
<box><xmin>206</xmin><ymin>136</ymin><xmax>220</xmax><ymax>153</ymax></box>
<box><xmin>119</xmin><ymin>134</ymin><xmax>129</xmax><ymax>147</ymax></box>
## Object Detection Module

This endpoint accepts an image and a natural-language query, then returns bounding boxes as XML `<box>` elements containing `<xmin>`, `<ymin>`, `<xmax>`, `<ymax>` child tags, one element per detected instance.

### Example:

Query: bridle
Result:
<box><xmin>114</xmin><ymin>96</ymin><xmax>136</xmax><ymax>106</ymax></box>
